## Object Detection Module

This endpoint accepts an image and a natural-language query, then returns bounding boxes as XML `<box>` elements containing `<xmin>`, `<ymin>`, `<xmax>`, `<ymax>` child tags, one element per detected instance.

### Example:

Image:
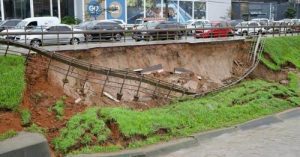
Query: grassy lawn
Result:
<box><xmin>261</xmin><ymin>36</ymin><xmax>300</xmax><ymax>70</ymax></box>
<box><xmin>53</xmin><ymin>80</ymin><xmax>300</xmax><ymax>155</ymax></box>
<box><xmin>0</xmin><ymin>55</ymin><xmax>25</xmax><ymax>110</ymax></box>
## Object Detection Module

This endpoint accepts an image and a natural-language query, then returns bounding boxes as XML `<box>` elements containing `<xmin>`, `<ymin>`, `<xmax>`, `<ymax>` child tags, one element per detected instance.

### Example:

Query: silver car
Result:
<box><xmin>15</xmin><ymin>24</ymin><xmax>85</xmax><ymax>47</ymax></box>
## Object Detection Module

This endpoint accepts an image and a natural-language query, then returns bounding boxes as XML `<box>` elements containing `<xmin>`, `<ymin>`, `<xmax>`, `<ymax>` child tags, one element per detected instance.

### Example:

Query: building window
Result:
<box><xmin>34</xmin><ymin>0</ymin><xmax>51</xmax><ymax>17</ymax></box>
<box><xmin>179</xmin><ymin>0</ymin><xmax>193</xmax><ymax>23</ymax></box>
<box><xmin>146</xmin><ymin>0</ymin><xmax>161</xmax><ymax>18</ymax></box>
<box><xmin>61</xmin><ymin>0</ymin><xmax>74</xmax><ymax>18</ymax></box>
<box><xmin>194</xmin><ymin>1</ymin><xmax>206</xmax><ymax>19</ymax></box>
<box><xmin>4</xmin><ymin>0</ymin><xmax>30</xmax><ymax>19</ymax></box>
<box><xmin>127</xmin><ymin>0</ymin><xmax>144</xmax><ymax>24</ymax></box>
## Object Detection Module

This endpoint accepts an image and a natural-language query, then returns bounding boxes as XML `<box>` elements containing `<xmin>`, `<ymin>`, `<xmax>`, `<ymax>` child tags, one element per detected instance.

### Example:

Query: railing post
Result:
<box><xmin>63</xmin><ymin>59</ymin><xmax>74</xmax><ymax>87</ymax></box>
<box><xmin>152</xmin><ymin>80</ymin><xmax>160</xmax><ymax>98</ymax></box>
<box><xmin>117</xmin><ymin>70</ymin><xmax>128</xmax><ymax>100</ymax></box>
<box><xmin>101</xmin><ymin>68</ymin><xmax>111</xmax><ymax>97</ymax></box>
<box><xmin>167</xmin><ymin>84</ymin><xmax>174</xmax><ymax>99</ymax></box>
<box><xmin>41</xmin><ymin>26</ymin><xmax>44</xmax><ymax>46</ymax></box>
<box><xmin>24</xmin><ymin>46</ymin><xmax>32</xmax><ymax>64</ymax></box>
<box><xmin>4</xmin><ymin>40</ymin><xmax>10</xmax><ymax>56</ymax></box>
<box><xmin>46</xmin><ymin>52</ymin><xmax>55</xmax><ymax>80</ymax></box>
<box><xmin>134</xmin><ymin>75</ymin><xmax>143</xmax><ymax>101</ymax></box>
<box><xmin>25</xmin><ymin>27</ymin><xmax>27</xmax><ymax>45</ymax></box>
<box><xmin>81</xmin><ymin>64</ymin><xmax>92</xmax><ymax>93</ymax></box>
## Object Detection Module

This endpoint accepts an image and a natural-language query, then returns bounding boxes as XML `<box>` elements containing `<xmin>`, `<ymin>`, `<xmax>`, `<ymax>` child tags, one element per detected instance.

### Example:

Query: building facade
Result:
<box><xmin>231</xmin><ymin>0</ymin><xmax>298</xmax><ymax>21</ymax></box>
<box><xmin>0</xmin><ymin>0</ymin><xmax>231</xmax><ymax>24</ymax></box>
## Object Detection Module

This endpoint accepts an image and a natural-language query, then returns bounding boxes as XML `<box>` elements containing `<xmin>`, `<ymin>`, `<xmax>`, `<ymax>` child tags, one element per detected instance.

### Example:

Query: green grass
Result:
<box><xmin>0</xmin><ymin>130</ymin><xmax>17</xmax><ymax>141</ymax></box>
<box><xmin>0</xmin><ymin>55</ymin><xmax>25</xmax><ymax>110</ymax></box>
<box><xmin>25</xmin><ymin>123</ymin><xmax>46</xmax><ymax>135</ymax></box>
<box><xmin>52</xmin><ymin>107</ymin><xmax>110</xmax><ymax>154</ymax></box>
<box><xmin>52</xmin><ymin>97</ymin><xmax>66</xmax><ymax>119</ymax></box>
<box><xmin>261</xmin><ymin>36</ymin><xmax>300</xmax><ymax>70</ymax></box>
<box><xmin>53</xmin><ymin>80</ymin><xmax>300</xmax><ymax>155</ymax></box>
<box><xmin>288</xmin><ymin>72</ymin><xmax>300</xmax><ymax>95</ymax></box>
<box><xmin>20</xmin><ymin>109</ymin><xmax>31</xmax><ymax>126</ymax></box>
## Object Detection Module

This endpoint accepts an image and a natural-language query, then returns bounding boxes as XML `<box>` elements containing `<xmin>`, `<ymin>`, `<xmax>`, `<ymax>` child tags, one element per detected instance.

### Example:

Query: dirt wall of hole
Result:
<box><xmin>48</xmin><ymin>40</ymin><xmax>251</xmax><ymax>105</ymax></box>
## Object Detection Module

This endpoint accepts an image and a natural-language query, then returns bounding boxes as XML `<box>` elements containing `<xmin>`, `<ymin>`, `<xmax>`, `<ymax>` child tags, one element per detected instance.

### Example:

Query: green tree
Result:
<box><xmin>285</xmin><ymin>7</ymin><xmax>296</xmax><ymax>19</ymax></box>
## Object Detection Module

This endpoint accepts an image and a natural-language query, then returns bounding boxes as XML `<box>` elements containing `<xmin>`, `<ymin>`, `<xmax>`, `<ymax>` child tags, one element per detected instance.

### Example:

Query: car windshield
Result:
<box><xmin>15</xmin><ymin>21</ymin><xmax>27</xmax><ymax>28</ymax></box>
<box><xmin>113</xmin><ymin>20</ymin><xmax>122</xmax><ymax>24</ymax></box>
<box><xmin>204</xmin><ymin>24</ymin><xmax>212</xmax><ymax>28</ymax></box>
<box><xmin>144</xmin><ymin>22</ymin><xmax>159</xmax><ymax>29</ymax></box>
<box><xmin>135</xmin><ymin>19</ymin><xmax>143</xmax><ymax>25</ymax></box>
<box><xmin>185</xmin><ymin>20</ymin><xmax>194</xmax><ymax>25</ymax></box>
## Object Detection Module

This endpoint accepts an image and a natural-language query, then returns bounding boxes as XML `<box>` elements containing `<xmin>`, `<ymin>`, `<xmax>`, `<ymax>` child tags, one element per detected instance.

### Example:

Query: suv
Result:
<box><xmin>235</xmin><ymin>21</ymin><xmax>267</xmax><ymax>36</ymax></box>
<box><xmin>132</xmin><ymin>21</ymin><xmax>184</xmax><ymax>41</ymax></box>
<box><xmin>84</xmin><ymin>21</ymin><xmax>124</xmax><ymax>41</ymax></box>
<box><xmin>194</xmin><ymin>21</ymin><xmax>234</xmax><ymax>38</ymax></box>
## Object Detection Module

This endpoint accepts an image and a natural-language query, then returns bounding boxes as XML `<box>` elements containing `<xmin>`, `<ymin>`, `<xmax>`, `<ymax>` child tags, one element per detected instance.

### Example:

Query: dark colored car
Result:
<box><xmin>83</xmin><ymin>21</ymin><xmax>124</xmax><ymax>41</ymax></box>
<box><xmin>0</xmin><ymin>19</ymin><xmax>22</xmax><ymax>32</ymax></box>
<box><xmin>132</xmin><ymin>21</ymin><xmax>184</xmax><ymax>41</ymax></box>
<box><xmin>194</xmin><ymin>21</ymin><xmax>234</xmax><ymax>38</ymax></box>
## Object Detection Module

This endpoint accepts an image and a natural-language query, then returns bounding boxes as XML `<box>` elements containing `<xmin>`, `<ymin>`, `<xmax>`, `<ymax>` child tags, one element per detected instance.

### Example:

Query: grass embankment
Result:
<box><xmin>260</xmin><ymin>36</ymin><xmax>300</xmax><ymax>70</ymax></box>
<box><xmin>0</xmin><ymin>55</ymin><xmax>25</xmax><ymax>110</ymax></box>
<box><xmin>53</xmin><ymin>80</ymin><xmax>300</xmax><ymax>155</ymax></box>
<box><xmin>0</xmin><ymin>130</ymin><xmax>17</xmax><ymax>141</ymax></box>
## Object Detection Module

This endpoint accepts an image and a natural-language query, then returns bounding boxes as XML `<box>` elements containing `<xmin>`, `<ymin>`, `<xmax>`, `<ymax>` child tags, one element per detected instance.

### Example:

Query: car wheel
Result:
<box><xmin>242</xmin><ymin>31</ymin><xmax>248</xmax><ymax>36</ymax></box>
<box><xmin>30</xmin><ymin>39</ymin><xmax>41</xmax><ymax>47</ymax></box>
<box><xmin>227</xmin><ymin>32</ymin><xmax>234</xmax><ymax>37</ymax></box>
<box><xmin>70</xmin><ymin>38</ymin><xmax>80</xmax><ymax>45</ymax></box>
<box><xmin>114</xmin><ymin>33</ymin><xmax>122</xmax><ymax>41</ymax></box>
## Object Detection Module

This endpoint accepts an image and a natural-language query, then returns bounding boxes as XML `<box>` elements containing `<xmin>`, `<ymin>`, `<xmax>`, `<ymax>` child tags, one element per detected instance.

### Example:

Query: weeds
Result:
<box><xmin>0</xmin><ymin>130</ymin><xmax>17</xmax><ymax>141</ymax></box>
<box><xmin>52</xmin><ymin>96</ymin><xmax>67</xmax><ymax>119</ymax></box>
<box><xmin>20</xmin><ymin>109</ymin><xmax>31</xmax><ymax>126</ymax></box>
<box><xmin>25</xmin><ymin>123</ymin><xmax>46</xmax><ymax>135</ymax></box>
<box><xmin>0</xmin><ymin>55</ymin><xmax>25</xmax><ymax>110</ymax></box>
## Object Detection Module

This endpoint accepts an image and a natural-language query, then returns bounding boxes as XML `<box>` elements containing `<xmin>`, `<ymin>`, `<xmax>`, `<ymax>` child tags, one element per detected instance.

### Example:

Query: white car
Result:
<box><xmin>14</xmin><ymin>24</ymin><xmax>85</xmax><ymax>47</ymax></box>
<box><xmin>235</xmin><ymin>21</ymin><xmax>267</xmax><ymax>36</ymax></box>
<box><xmin>185</xmin><ymin>19</ymin><xmax>210</xmax><ymax>34</ymax></box>
<box><xmin>268</xmin><ymin>21</ymin><xmax>292</xmax><ymax>34</ymax></box>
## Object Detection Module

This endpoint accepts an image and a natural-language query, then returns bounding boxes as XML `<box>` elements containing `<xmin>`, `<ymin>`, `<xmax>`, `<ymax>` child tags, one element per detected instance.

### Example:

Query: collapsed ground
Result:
<box><xmin>0</xmin><ymin>36</ymin><xmax>299</xmax><ymax>156</ymax></box>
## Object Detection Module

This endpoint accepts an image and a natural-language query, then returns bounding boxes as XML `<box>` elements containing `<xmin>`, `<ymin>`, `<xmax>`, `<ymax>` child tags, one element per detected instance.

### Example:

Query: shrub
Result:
<box><xmin>20</xmin><ymin>109</ymin><xmax>31</xmax><ymax>126</ymax></box>
<box><xmin>61</xmin><ymin>16</ymin><xmax>81</xmax><ymax>25</ymax></box>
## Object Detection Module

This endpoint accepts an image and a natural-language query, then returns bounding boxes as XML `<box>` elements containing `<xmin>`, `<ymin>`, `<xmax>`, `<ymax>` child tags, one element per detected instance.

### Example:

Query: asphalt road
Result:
<box><xmin>162</xmin><ymin>116</ymin><xmax>300</xmax><ymax>157</ymax></box>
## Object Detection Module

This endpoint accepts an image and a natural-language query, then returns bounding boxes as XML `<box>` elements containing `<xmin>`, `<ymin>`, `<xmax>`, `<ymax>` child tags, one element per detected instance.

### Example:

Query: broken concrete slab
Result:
<box><xmin>103</xmin><ymin>92</ymin><xmax>120</xmax><ymax>103</ymax></box>
<box><xmin>0</xmin><ymin>132</ymin><xmax>50</xmax><ymax>157</ymax></box>
<box><xmin>174</xmin><ymin>67</ymin><xmax>192</xmax><ymax>74</ymax></box>
<box><xmin>141</xmin><ymin>64</ymin><xmax>163</xmax><ymax>75</ymax></box>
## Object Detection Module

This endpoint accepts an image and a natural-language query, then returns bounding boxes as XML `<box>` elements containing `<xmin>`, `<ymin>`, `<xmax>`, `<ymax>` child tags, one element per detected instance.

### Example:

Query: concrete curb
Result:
<box><xmin>0</xmin><ymin>132</ymin><xmax>50</xmax><ymax>157</ymax></box>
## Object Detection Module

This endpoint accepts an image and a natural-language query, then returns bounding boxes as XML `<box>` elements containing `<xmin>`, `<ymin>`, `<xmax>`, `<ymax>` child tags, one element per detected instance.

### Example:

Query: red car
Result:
<box><xmin>194</xmin><ymin>21</ymin><xmax>234</xmax><ymax>38</ymax></box>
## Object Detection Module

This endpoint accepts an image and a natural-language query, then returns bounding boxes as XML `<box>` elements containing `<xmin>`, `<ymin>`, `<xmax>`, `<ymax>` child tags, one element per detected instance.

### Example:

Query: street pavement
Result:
<box><xmin>162</xmin><ymin>116</ymin><xmax>300</xmax><ymax>157</ymax></box>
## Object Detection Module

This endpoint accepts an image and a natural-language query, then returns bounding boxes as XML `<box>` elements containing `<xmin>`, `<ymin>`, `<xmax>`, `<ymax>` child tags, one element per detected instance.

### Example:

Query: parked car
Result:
<box><xmin>132</xmin><ymin>21</ymin><xmax>184</xmax><ymax>41</ymax></box>
<box><xmin>268</xmin><ymin>21</ymin><xmax>292</xmax><ymax>34</ymax></box>
<box><xmin>235</xmin><ymin>21</ymin><xmax>267</xmax><ymax>36</ymax></box>
<box><xmin>185</xmin><ymin>19</ymin><xmax>210</xmax><ymax>34</ymax></box>
<box><xmin>251</xmin><ymin>18</ymin><xmax>270</xmax><ymax>26</ymax></box>
<box><xmin>84</xmin><ymin>21</ymin><xmax>124</xmax><ymax>41</ymax></box>
<box><xmin>194</xmin><ymin>21</ymin><xmax>234</xmax><ymax>38</ymax></box>
<box><xmin>13</xmin><ymin>24</ymin><xmax>85</xmax><ymax>47</ymax></box>
<box><xmin>0</xmin><ymin>19</ymin><xmax>22</xmax><ymax>32</ymax></box>
<box><xmin>133</xmin><ymin>18</ymin><xmax>165</xmax><ymax>29</ymax></box>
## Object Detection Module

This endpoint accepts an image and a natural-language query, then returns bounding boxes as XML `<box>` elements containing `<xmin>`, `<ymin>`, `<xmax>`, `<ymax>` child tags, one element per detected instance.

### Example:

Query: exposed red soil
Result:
<box><xmin>0</xmin><ymin>112</ymin><xmax>22</xmax><ymax>133</ymax></box>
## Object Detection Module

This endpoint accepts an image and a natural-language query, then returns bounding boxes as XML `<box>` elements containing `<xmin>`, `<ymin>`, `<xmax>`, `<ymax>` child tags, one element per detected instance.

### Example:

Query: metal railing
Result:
<box><xmin>0</xmin><ymin>24</ymin><xmax>299</xmax><ymax>47</ymax></box>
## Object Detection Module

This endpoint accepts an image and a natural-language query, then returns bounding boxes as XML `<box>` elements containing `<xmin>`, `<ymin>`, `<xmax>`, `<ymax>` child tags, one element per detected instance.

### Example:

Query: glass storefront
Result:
<box><xmin>145</xmin><ymin>0</ymin><xmax>161</xmax><ymax>18</ymax></box>
<box><xmin>0</xmin><ymin>0</ymin><xmax>207</xmax><ymax>24</ymax></box>
<box><xmin>4</xmin><ymin>0</ymin><xmax>30</xmax><ymax>19</ymax></box>
<box><xmin>61</xmin><ymin>0</ymin><xmax>74</xmax><ymax>18</ymax></box>
<box><xmin>34</xmin><ymin>0</ymin><xmax>51</xmax><ymax>17</ymax></box>
<box><xmin>194</xmin><ymin>1</ymin><xmax>206</xmax><ymax>19</ymax></box>
<box><xmin>127</xmin><ymin>0</ymin><xmax>144</xmax><ymax>24</ymax></box>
